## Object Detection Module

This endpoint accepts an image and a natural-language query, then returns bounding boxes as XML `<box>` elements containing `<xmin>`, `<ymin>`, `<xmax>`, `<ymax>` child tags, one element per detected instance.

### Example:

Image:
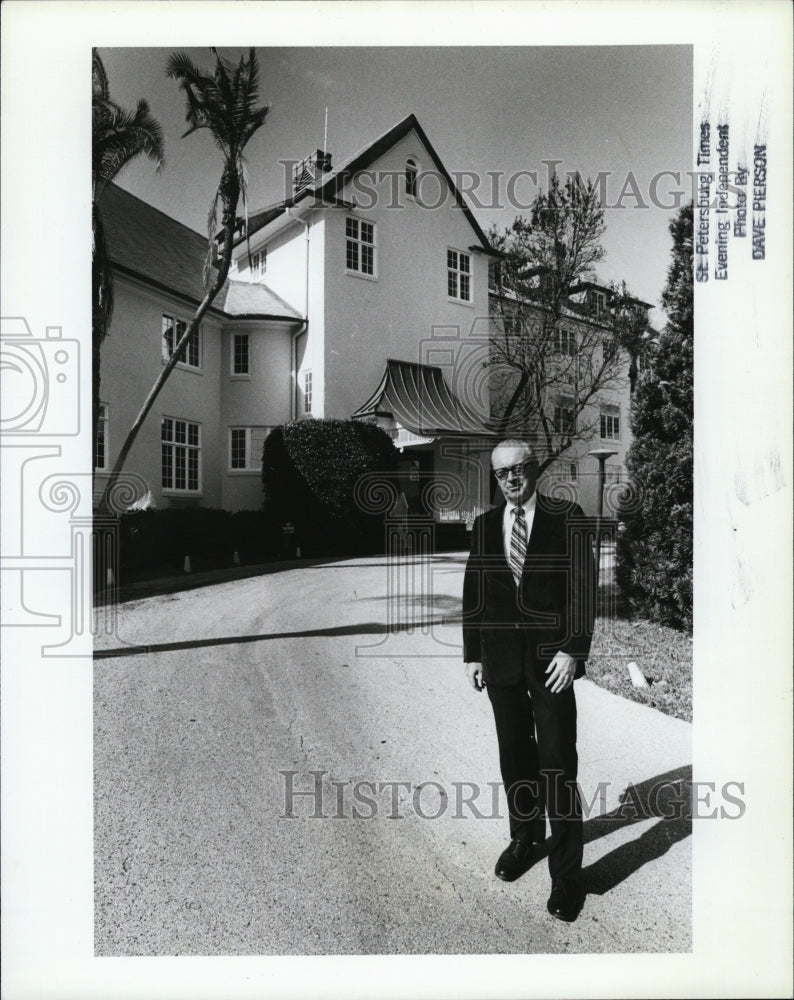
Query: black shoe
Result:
<box><xmin>547</xmin><ymin>877</ymin><xmax>583</xmax><ymax>922</ymax></box>
<box><xmin>494</xmin><ymin>836</ymin><xmax>537</xmax><ymax>882</ymax></box>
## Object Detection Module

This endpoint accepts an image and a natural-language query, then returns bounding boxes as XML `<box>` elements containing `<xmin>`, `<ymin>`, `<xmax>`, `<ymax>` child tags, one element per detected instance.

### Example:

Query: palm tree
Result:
<box><xmin>92</xmin><ymin>49</ymin><xmax>164</xmax><ymax>467</ymax></box>
<box><xmin>98</xmin><ymin>47</ymin><xmax>270</xmax><ymax>512</ymax></box>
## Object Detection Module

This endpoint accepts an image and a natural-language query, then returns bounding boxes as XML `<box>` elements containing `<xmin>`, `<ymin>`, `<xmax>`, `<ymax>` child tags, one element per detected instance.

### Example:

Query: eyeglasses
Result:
<box><xmin>493</xmin><ymin>461</ymin><xmax>536</xmax><ymax>481</ymax></box>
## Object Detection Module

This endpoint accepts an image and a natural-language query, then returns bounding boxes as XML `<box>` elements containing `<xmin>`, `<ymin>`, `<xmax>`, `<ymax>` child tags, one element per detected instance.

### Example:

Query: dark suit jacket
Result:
<box><xmin>462</xmin><ymin>493</ymin><xmax>596</xmax><ymax>686</ymax></box>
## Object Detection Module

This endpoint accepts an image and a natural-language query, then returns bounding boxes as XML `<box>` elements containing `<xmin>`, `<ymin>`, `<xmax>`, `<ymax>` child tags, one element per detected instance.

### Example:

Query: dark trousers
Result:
<box><xmin>486</xmin><ymin>638</ymin><xmax>583</xmax><ymax>881</ymax></box>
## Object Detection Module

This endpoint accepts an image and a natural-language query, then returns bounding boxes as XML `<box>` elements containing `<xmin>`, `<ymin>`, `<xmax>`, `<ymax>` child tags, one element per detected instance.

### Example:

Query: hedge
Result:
<box><xmin>262</xmin><ymin>418</ymin><xmax>398</xmax><ymax>556</ymax></box>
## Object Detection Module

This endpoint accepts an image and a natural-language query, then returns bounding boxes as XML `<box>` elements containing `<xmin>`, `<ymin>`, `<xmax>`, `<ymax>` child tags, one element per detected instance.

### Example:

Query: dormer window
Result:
<box><xmin>405</xmin><ymin>158</ymin><xmax>418</xmax><ymax>198</ymax></box>
<box><xmin>590</xmin><ymin>289</ymin><xmax>607</xmax><ymax>318</ymax></box>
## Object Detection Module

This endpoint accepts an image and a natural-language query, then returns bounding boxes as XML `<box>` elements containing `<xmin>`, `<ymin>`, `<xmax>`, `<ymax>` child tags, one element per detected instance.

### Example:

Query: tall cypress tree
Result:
<box><xmin>616</xmin><ymin>203</ymin><xmax>693</xmax><ymax>630</ymax></box>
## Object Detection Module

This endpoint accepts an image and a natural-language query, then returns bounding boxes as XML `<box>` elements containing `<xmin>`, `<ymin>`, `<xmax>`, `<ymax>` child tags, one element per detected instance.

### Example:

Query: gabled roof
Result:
<box><xmin>100</xmin><ymin>184</ymin><xmax>302</xmax><ymax>321</ymax></box>
<box><xmin>237</xmin><ymin>114</ymin><xmax>498</xmax><ymax>256</ymax></box>
<box><xmin>352</xmin><ymin>359</ymin><xmax>490</xmax><ymax>436</ymax></box>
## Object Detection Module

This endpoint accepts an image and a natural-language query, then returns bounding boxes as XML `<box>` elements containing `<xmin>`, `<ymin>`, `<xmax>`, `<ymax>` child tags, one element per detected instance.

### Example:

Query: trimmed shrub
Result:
<box><xmin>117</xmin><ymin>506</ymin><xmax>273</xmax><ymax>577</ymax></box>
<box><xmin>262</xmin><ymin>418</ymin><xmax>398</xmax><ymax>556</ymax></box>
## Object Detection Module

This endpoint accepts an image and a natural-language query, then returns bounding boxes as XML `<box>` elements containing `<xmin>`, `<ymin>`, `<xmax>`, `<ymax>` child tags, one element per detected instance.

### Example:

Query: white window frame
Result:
<box><xmin>345</xmin><ymin>217</ymin><xmax>377</xmax><ymax>279</ymax></box>
<box><xmin>162</xmin><ymin>313</ymin><xmax>202</xmax><ymax>371</ymax></box>
<box><xmin>447</xmin><ymin>248</ymin><xmax>472</xmax><ymax>303</ymax></box>
<box><xmin>229</xmin><ymin>426</ymin><xmax>269</xmax><ymax>473</ymax></box>
<box><xmin>95</xmin><ymin>402</ymin><xmax>109</xmax><ymax>471</ymax></box>
<box><xmin>600</xmin><ymin>406</ymin><xmax>621</xmax><ymax>441</ymax></box>
<box><xmin>251</xmin><ymin>249</ymin><xmax>266</xmax><ymax>278</ymax></box>
<box><xmin>161</xmin><ymin>416</ymin><xmax>202</xmax><ymax>493</ymax></box>
<box><xmin>231</xmin><ymin>332</ymin><xmax>250</xmax><ymax>377</ymax></box>
<box><xmin>303</xmin><ymin>370</ymin><xmax>313</xmax><ymax>414</ymax></box>
<box><xmin>554</xmin><ymin>327</ymin><xmax>577</xmax><ymax>356</ymax></box>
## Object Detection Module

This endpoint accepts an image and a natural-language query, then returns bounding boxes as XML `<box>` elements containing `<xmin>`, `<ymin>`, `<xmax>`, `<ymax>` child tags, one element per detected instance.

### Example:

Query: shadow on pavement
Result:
<box><xmin>93</xmin><ymin>618</ymin><xmax>459</xmax><ymax>659</ymax></box>
<box><xmin>100</xmin><ymin>554</ymin><xmax>470</xmax><ymax>607</ymax></box>
<box><xmin>581</xmin><ymin>764</ymin><xmax>692</xmax><ymax>896</ymax></box>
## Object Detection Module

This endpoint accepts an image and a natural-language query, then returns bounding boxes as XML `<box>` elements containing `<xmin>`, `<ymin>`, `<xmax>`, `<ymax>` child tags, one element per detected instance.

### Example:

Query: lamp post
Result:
<box><xmin>588</xmin><ymin>448</ymin><xmax>618</xmax><ymax>588</ymax></box>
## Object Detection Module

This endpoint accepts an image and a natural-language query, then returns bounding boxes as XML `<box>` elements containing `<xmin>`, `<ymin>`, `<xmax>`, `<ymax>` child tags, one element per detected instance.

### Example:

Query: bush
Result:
<box><xmin>262</xmin><ymin>419</ymin><xmax>398</xmax><ymax>556</ymax></box>
<box><xmin>117</xmin><ymin>507</ymin><xmax>273</xmax><ymax>576</ymax></box>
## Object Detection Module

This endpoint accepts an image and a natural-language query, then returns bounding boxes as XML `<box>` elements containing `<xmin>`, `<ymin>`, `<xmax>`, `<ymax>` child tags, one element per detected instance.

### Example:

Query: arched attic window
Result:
<box><xmin>405</xmin><ymin>157</ymin><xmax>418</xmax><ymax>198</ymax></box>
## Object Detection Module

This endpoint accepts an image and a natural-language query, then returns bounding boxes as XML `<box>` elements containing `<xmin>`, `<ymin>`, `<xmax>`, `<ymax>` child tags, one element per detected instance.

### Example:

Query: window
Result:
<box><xmin>447</xmin><ymin>248</ymin><xmax>471</xmax><ymax>302</ymax></box>
<box><xmin>162</xmin><ymin>313</ymin><xmax>201</xmax><ymax>369</ymax></box>
<box><xmin>229</xmin><ymin>426</ymin><xmax>269</xmax><ymax>471</ymax></box>
<box><xmin>569</xmin><ymin>462</ymin><xmax>578</xmax><ymax>483</ymax></box>
<box><xmin>345</xmin><ymin>217</ymin><xmax>376</xmax><ymax>276</ymax></box>
<box><xmin>553</xmin><ymin>399</ymin><xmax>576</xmax><ymax>435</ymax></box>
<box><xmin>590</xmin><ymin>289</ymin><xmax>607</xmax><ymax>318</ymax></box>
<box><xmin>303</xmin><ymin>370</ymin><xmax>313</xmax><ymax>414</ymax></box>
<box><xmin>600</xmin><ymin>406</ymin><xmax>621</xmax><ymax>440</ymax></box>
<box><xmin>554</xmin><ymin>328</ymin><xmax>577</xmax><ymax>355</ymax></box>
<box><xmin>405</xmin><ymin>158</ymin><xmax>418</xmax><ymax>198</ymax></box>
<box><xmin>251</xmin><ymin>249</ymin><xmax>266</xmax><ymax>277</ymax></box>
<box><xmin>95</xmin><ymin>403</ymin><xmax>108</xmax><ymax>470</ymax></box>
<box><xmin>232</xmin><ymin>333</ymin><xmax>249</xmax><ymax>375</ymax></box>
<box><xmin>605</xmin><ymin>464</ymin><xmax>622</xmax><ymax>484</ymax></box>
<box><xmin>161</xmin><ymin>417</ymin><xmax>200</xmax><ymax>492</ymax></box>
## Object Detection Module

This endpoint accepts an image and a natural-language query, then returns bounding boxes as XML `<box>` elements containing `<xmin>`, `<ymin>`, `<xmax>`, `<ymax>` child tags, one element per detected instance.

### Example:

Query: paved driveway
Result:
<box><xmin>94</xmin><ymin>553</ymin><xmax>691</xmax><ymax>955</ymax></box>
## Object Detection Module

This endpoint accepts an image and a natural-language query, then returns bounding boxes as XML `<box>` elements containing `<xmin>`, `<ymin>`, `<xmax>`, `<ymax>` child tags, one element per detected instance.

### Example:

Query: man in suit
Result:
<box><xmin>462</xmin><ymin>439</ymin><xmax>595</xmax><ymax>922</ymax></box>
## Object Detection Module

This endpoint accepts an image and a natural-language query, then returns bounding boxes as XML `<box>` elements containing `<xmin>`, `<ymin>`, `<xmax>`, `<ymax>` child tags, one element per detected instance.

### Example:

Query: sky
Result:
<box><xmin>99</xmin><ymin>45</ymin><xmax>692</xmax><ymax>327</ymax></box>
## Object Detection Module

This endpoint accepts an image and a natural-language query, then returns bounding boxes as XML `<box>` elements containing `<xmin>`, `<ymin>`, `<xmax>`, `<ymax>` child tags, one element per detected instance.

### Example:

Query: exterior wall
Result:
<box><xmin>322</xmin><ymin>129</ymin><xmax>491</xmax><ymax>422</ymax></box>
<box><xmin>219</xmin><ymin>319</ymin><xmax>294</xmax><ymax>510</ymax></box>
<box><xmin>237</xmin><ymin>213</ymin><xmax>325</xmax><ymax>420</ymax></box>
<box><xmin>98</xmin><ymin>276</ymin><xmax>223</xmax><ymax>508</ymax></box>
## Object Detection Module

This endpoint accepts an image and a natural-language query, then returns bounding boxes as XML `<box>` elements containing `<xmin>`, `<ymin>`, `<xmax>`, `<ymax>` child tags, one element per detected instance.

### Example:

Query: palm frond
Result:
<box><xmin>93</xmin><ymin>100</ymin><xmax>165</xmax><ymax>198</ymax></box>
<box><xmin>92</xmin><ymin>49</ymin><xmax>110</xmax><ymax>102</ymax></box>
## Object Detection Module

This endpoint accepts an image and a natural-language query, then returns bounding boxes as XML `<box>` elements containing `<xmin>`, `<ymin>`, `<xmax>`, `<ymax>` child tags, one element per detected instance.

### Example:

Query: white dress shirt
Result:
<box><xmin>502</xmin><ymin>492</ymin><xmax>537</xmax><ymax>565</ymax></box>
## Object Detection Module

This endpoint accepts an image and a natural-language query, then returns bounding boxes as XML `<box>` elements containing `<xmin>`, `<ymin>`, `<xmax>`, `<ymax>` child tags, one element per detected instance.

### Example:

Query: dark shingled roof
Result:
<box><xmin>100</xmin><ymin>184</ymin><xmax>302</xmax><ymax>321</ymax></box>
<box><xmin>351</xmin><ymin>359</ymin><xmax>490</xmax><ymax>436</ymax></box>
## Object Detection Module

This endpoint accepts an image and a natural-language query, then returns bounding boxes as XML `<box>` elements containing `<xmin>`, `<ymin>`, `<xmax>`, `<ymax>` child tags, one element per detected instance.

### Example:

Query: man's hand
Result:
<box><xmin>545</xmin><ymin>651</ymin><xmax>576</xmax><ymax>694</ymax></box>
<box><xmin>465</xmin><ymin>662</ymin><xmax>485</xmax><ymax>691</ymax></box>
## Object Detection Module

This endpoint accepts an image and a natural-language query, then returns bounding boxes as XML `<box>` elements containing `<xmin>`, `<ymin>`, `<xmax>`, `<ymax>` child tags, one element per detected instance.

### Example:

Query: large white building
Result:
<box><xmin>97</xmin><ymin>114</ymin><xmax>642</xmax><ymax>521</ymax></box>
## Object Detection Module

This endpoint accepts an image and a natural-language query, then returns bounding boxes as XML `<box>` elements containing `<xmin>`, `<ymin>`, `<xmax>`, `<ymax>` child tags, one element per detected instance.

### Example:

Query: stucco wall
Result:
<box><xmin>322</xmin><ymin>129</ymin><xmax>491</xmax><ymax>422</ymax></box>
<box><xmin>219</xmin><ymin>319</ymin><xmax>294</xmax><ymax>510</ymax></box>
<box><xmin>98</xmin><ymin>276</ymin><xmax>223</xmax><ymax>508</ymax></box>
<box><xmin>242</xmin><ymin>213</ymin><xmax>325</xmax><ymax>419</ymax></box>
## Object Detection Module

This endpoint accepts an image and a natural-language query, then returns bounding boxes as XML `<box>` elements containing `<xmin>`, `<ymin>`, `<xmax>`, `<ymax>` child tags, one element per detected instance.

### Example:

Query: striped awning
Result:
<box><xmin>351</xmin><ymin>359</ymin><xmax>490</xmax><ymax>436</ymax></box>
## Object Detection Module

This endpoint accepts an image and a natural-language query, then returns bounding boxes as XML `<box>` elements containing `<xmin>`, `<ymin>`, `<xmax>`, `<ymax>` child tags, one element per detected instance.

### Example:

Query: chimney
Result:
<box><xmin>292</xmin><ymin>149</ymin><xmax>332</xmax><ymax>195</ymax></box>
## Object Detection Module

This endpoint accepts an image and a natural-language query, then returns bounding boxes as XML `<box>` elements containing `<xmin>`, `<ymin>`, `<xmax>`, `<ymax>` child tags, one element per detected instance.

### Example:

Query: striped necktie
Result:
<box><xmin>509</xmin><ymin>505</ymin><xmax>527</xmax><ymax>586</ymax></box>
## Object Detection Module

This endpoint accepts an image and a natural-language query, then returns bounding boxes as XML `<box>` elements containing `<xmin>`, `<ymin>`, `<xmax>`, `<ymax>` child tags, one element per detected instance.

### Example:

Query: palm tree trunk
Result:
<box><xmin>97</xmin><ymin>217</ymin><xmax>235</xmax><ymax>513</ymax></box>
